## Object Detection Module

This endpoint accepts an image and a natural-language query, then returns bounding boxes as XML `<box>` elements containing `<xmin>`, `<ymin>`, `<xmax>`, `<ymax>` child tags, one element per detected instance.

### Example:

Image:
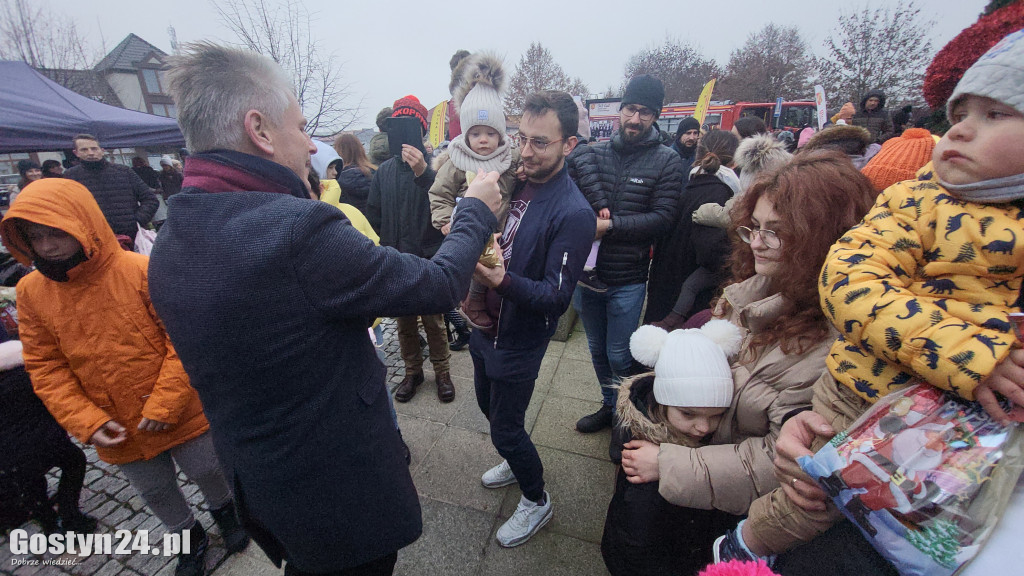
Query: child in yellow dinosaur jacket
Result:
<box><xmin>718</xmin><ymin>28</ymin><xmax>1024</xmax><ymax>563</ymax></box>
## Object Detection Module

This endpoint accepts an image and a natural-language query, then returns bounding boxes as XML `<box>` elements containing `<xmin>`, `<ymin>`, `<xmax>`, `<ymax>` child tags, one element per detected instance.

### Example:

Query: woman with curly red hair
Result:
<box><xmin>618</xmin><ymin>150</ymin><xmax>876</xmax><ymax>566</ymax></box>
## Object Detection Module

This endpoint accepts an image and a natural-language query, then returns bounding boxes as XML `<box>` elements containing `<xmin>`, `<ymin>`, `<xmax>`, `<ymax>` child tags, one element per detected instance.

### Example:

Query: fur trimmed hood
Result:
<box><xmin>735</xmin><ymin>134</ymin><xmax>792</xmax><ymax>174</ymax></box>
<box><xmin>802</xmin><ymin>125</ymin><xmax>873</xmax><ymax>156</ymax></box>
<box><xmin>615</xmin><ymin>374</ymin><xmax>702</xmax><ymax>448</ymax></box>
<box><xmin>431</xmin><ymin>150</ymin><xmax>450</xmax><ymax>172</ymax></box>
<box><xmin>735</xmin><ymin>134</ymin><xmax>792</xmax><ymax>191</ymax></box>
<box><xmin>860</xmin><ymin>89</ymin><xmax>887</xmax><ymax>111</ymax></box>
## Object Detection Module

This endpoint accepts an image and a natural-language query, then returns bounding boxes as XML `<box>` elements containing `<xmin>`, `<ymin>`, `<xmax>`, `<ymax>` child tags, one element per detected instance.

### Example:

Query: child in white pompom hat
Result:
<box><xmin>601</xmin><ymin>319</ymin><xmax>744</xmax><ymax>576</ymax></box>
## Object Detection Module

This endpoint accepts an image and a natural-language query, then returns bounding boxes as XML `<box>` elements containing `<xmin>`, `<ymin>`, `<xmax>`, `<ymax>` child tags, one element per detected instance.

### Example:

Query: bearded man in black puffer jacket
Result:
<box><xmin>568</xmin><ymin>74</ymin><xmax>683</xmax><ymax>436</ymax></box>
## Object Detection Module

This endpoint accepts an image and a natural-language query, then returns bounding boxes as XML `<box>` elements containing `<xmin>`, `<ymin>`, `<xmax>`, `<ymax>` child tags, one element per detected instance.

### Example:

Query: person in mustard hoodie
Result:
<box><xmin>0</xmin><ymin>178</ymin><xmax>248</xmax><ymax>576</ymax></box>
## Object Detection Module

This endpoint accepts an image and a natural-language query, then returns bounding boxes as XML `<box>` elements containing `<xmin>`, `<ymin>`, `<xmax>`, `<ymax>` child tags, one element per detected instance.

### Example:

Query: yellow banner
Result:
<box><xmin>692</xmin><ymin>78</ymin><xmax>717</xmax><ymax>126</ymax></box>
<box><xmin>429</xmin><ymin>100</ymin><xmax>448</xmax><ymax>148</ymax></box>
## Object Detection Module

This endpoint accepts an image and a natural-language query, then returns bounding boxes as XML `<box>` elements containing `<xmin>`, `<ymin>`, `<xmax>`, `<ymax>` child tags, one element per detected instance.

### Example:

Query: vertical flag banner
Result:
<box><xmin>814</xmin><ymin>85</ymin><xmax>828</xmax><ymax>130</ymax></box>
<box><xmin>429</xmin><ymin>100</ymin><xmax>448</xmax><ymax>148</ymax></box>
<box><xmin>692</xmin><ymin>79</ymin><xmax>717</xmax><ymax>125</ymax></box>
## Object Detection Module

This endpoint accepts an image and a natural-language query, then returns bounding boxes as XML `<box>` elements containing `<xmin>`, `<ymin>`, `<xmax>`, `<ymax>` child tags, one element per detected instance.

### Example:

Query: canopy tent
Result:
<box><xmin>0</xmin><ymin>61</ymin><xmax>184</xmax><ymax>153</ymax></box>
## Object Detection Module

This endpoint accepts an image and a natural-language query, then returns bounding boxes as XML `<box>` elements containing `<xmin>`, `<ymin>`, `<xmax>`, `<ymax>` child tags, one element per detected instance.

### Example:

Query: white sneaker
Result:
<box><xmin>496</xmin><ymin>492</ymin><xmax>552</xmax><ymax>548</ymax></box>
<box><xmin>481</xmin><ymin>460</ymin><xmax>517</xmax><ymax>488</ymax></box>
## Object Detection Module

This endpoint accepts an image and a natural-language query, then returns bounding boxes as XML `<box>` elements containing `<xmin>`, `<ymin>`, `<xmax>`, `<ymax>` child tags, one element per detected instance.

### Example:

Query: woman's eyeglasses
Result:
<box><xmin>736</xmin><ymin>226</ymin><xmax>781</xmax><ymax>249</ymax></box>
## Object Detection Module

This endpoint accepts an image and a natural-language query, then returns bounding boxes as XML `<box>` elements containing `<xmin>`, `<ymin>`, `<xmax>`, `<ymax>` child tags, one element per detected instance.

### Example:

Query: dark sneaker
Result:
<box><xmin>210</xmin><ymin>501</ymin><xmax>249</xmax><ymax>555</ymax></box>
<box><xmin>59</xmin><ymin>512</ymin><xmax>98</xmax><ymax>533</ymax></box>
<box><xmin>713</xmin><ymin>528</ymin><xmax>758</xmax><ymax>564</ymax></box>
<box><xmin>578</xmin><ymin>270</ymin><xmax>608</xmax><ymax>293</ymax></box>
<box><xmin>449</xmin><ymin>328</ymin><xmax>471</xmax><ymax>351</ymax></box>
<box><xmin>401</xmin><ymin>438</ymin><xmax>412</xmax><ymax>465</ymax></box>
<box><xmin>174</xmin><ymin>522</ymin><xmax>209</xmax><ymax>576</ymax></box>
<box><xmin>576</xmin><ymin>404</ymin><xmax>614</xmax><ymax>433</ymax></box>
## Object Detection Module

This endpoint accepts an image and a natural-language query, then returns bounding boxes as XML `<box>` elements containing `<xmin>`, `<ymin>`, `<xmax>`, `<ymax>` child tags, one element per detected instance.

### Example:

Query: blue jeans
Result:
<box><xmin>573</xmin><ymin>283</ymin><xmax>647</xmax><ymax>406</ymax></box>
<box><xmin>372</xmin><ymin>324</ymin><xmax>400</xmax><ymax>432</ymax></box>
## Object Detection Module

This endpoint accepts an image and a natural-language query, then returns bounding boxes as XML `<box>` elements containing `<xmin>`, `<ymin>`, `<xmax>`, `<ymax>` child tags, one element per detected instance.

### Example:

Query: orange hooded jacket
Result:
<box><xmin>0</xmin><ymin>178</ymin><xmax>208</xmax><ymax>464</ymax></box>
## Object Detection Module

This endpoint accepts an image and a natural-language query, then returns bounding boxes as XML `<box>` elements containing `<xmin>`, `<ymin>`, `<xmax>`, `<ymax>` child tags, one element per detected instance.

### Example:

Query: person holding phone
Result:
<box><xmin>366</xmin><ymin>96</ymin><xmax>457</xmax><ymax>404</ymax></box>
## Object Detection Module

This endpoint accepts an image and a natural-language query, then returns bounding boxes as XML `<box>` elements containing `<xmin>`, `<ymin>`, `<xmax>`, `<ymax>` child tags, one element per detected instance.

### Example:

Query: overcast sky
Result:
<box><xmin>52</xmin><ymin>0</ymin><xmax>989</xmax><ymax>130</ymax></box>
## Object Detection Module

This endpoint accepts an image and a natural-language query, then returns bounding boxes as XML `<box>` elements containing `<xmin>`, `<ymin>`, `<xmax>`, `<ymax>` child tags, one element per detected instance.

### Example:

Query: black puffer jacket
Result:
<box><xmin>365</xmin><ymin>158</ymin><xmax>443</xmax><ymax>258</ymax></box>
<box><xmin>571</xmin><ymin>128</ymin><xmax>683</xmax><ymax>286</ymax></box>
<box><xmin>852</xmin><ymin>89</ymin><xmax>894</xmax><ymax>144</ymax></box>
<box><xmin>64</xmin><ymin>161</ymin><xmax>159</xmax><ymax>237</ymax></box>
<box><xmin>336</xmin><ymin>167</ymin><xmax>374</xmax><ymax>214</ymax></box>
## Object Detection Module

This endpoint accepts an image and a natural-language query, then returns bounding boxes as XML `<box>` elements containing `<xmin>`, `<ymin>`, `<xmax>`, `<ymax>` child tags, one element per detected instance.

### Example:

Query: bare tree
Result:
<box><xmin>0</xmin><ymin>0</ymin><xmax>98</xmax><ymax>92</ymax></box>
<box><xmin>718</xmin><ymin>24</ymin><xmax>814</xmax><ymax>103</ymax></box>
<box><xmin>213</xmin><ymin>0</ymin><xmax>361</xmax><ymax>136</ymax></box>
<box><xmin>505</xmin><ymin>43</ymin><xmax>590</xmax><ymax>116</ymax></box>
<box><xmin>623</xmin><ymin>39</ymin><xmax>721</xmax><ymax>103</ymax></box>
<box><xmin>815</xmin><ymin>0</ymin><xmax>934</xmax><ymax>107</ymax></box>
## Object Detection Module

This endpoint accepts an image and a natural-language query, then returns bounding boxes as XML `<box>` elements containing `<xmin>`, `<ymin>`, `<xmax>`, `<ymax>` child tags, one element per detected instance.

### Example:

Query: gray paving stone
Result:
<box><xmin>548</xmin><ymin>357</ymin><xmax>604</xmax><ymax>402</ymax></box>
<box><xmin>393</xmin><ymin>373</ymin><xmax>473</xmax><ymax>424</ymax></box>
<box><xmin>530</xmin><ymin>395</ymin><xmax>613</xmax><ymax>460</ymax></box>
<box><xmin>0</xmin><ymin>321</ymin><xmax>619</xmax><ymax>576</ymax></box>
<box><xmin>533</xmin><ymin>353</ymin><xmax>561</xmax><ymax>392</ymax></box>
<box><xmin>395</xmin><ymin>413</ymin><xmax>447</xmax><ymax>472</ymax></box>
<box><xmin>498</xmin><ymin>447</ymin><xmax>616</xmax><ymax>544</ymax></box>
<box><xmin>477</xmin><ymin>529</ymin><xmax>610</xmax><ymax>576</ymax></box>
<box><xmin>209</xmin><ymin>545</ymin><xmax>277</xmax><ymax>576</ymax></box>
<box><xmin>448</xmin><ymin>393</ymin><xmax>492</xmax><ymax>435</ymax></box>
<box><xmin>393</xmin><ymin>498</ymin><xmax>492</xmax><ymax>576</ymax></box>
<box><xmin>102</xmin><ymin>506</ymin><xmax>132</xmax><ymax>527</ymax></box>
<box><xmin>561</xmin><ymin>328</ymin><xmax>594</xmax><ymax>362</ymax></box>
<box><xmin>412</xmin><ymin>427</ymin><xmax>506</xmax><ymax>514</ymax></box>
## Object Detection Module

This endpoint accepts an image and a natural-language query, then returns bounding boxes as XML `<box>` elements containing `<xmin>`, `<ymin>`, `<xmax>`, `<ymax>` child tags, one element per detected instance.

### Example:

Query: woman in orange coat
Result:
<box><xmin>0</xmin><ymin>178</ymin><xmax>247</xmax><ymax>576</ymax></box>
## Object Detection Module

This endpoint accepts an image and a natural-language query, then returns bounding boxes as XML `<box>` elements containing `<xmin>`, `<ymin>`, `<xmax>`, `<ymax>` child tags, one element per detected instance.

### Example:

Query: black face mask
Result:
<box><xmin>81</xmin><ymin>159</ymin><xmax>106</xmax><ymax>171</ymax></box>
<box><xmin>34</xmin><ymin>248</ymin><xmax>87</xmax><ymax>282</ymax></box>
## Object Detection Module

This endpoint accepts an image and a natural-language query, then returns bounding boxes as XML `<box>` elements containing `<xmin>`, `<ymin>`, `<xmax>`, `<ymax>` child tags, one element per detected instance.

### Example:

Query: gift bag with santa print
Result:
<box><xmin>798</xmin><ymin>383</ymin><xmax>1024</xmax><ymax>576</ymax></box>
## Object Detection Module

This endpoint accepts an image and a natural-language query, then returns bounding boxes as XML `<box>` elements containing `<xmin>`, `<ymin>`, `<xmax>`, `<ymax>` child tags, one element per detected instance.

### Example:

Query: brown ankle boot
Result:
<box><xmin>436</xmin><ymin>371</ymin><xmax>455</xmax><ymax>403</ymax></box>
<box><xmin>460</xmin><ymin>292</ymin><xmax>494</xmax><ymax>330</ymax></box>
<box><xmin>394</xmin><ymin>373</ymin><xmax>424</xmax><ymax>402</ymax></box>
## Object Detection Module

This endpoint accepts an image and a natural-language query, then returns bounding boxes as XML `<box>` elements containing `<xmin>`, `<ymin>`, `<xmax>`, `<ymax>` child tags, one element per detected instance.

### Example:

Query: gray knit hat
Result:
<box><xmin>948</xmin><ymin>28</ymin><xmax>1024</xmax><ymax>117</ymax></box>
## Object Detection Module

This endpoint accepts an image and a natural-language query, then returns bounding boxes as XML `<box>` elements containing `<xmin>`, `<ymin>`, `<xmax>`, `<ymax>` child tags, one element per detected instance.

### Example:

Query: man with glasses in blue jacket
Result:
<box><xmin>471</xmin><ymin>90</ymin><xmax>595</xmax><ymax>548</ymax></box>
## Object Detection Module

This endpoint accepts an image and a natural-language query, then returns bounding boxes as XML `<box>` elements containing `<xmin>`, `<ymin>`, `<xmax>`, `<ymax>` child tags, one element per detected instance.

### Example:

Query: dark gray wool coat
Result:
<box><xmin>148</xmin><ymin>150</ymin><xmax>495</xmax><ymax>572</ymax></box>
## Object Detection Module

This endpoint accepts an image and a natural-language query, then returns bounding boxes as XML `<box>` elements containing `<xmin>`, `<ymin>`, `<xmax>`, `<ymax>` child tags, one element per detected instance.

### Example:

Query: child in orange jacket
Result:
<box><xmin>0</xmin><ymin>179</ymin><xmax>248</xmax><ymax>576</ymax></box>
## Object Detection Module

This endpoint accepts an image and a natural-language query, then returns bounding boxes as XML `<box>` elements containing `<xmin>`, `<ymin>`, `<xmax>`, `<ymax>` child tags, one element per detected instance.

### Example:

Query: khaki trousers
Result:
<box><xmin>396</xmin><ymin>314</ymin><xmax>450</xmax><ymax>376</ymax></box>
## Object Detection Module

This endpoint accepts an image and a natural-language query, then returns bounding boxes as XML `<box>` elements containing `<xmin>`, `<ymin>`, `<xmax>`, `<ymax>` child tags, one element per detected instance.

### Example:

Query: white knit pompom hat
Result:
<box><xmin>629</xmin><ymin>319</ymin><xmax>743</xmax><ymax>408</ymax></box>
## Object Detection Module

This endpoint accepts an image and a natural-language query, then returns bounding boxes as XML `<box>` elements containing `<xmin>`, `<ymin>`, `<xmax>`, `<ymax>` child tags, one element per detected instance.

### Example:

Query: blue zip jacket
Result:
<box><xmin>491</xmin><ymin>164</ymin><xmax>596</xmax><ymax>350</ymax></box>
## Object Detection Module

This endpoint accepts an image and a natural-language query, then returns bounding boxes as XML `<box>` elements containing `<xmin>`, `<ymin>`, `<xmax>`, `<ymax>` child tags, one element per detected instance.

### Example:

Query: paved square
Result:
<box><xmin>1</xmin><ymin>320</ymin><xmax>614</xmax><ymax>576</ymax></box>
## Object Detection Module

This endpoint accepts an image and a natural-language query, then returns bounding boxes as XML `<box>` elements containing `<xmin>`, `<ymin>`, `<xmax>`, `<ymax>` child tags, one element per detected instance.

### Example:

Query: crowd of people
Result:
<box><xmin>1</xmin><ymin>18</ymin><xmax>1024</xmax><ymax>576</ymax></box>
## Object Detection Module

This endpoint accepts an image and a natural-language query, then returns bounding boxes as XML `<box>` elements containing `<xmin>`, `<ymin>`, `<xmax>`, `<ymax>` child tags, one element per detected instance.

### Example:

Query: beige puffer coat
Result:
<box><xmin>657</xmin><ymin>274</ymin><xmax>835</xmax><ymax>515</ymax></box>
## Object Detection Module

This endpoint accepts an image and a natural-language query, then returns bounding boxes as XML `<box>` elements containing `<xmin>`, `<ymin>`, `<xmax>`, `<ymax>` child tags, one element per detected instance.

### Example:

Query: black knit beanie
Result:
<box><xmin>621</xmin><ymin>75</ymin><xmax>665</xmax><ymax>118</ymax></box>
<box><xmin>676</xmin><ymin>117</ymin><xmax>701</xmax><ymax>137</ymax></box>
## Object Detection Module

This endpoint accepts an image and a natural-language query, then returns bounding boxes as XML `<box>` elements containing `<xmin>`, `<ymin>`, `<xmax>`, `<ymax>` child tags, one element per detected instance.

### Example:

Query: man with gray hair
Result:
<box><xmin>147</xmin><ymin>43</ymin><xmax>502</xmax><ymax>576</ymax></box>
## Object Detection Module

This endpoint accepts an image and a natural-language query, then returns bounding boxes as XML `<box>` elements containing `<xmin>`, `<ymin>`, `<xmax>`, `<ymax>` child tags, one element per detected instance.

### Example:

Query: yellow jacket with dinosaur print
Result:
<box><xmin>820</xmin><ymin>163</ymin><xmax>1023</xmax><ymax>404</ymax></box>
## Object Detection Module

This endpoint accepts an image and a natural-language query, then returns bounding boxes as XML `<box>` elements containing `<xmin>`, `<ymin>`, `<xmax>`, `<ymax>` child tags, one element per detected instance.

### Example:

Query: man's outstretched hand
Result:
<box><xmin>464</xmin><ymin>171</ymin><xmax>502</xmax><ymax>217</ymax></box>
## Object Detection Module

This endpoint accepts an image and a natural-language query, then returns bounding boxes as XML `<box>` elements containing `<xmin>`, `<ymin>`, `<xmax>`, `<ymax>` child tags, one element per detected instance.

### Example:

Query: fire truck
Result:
<box><xmin>586</xmin><ymin>98</ymin><xmax>818</xmax><ymax>141</ymax></box>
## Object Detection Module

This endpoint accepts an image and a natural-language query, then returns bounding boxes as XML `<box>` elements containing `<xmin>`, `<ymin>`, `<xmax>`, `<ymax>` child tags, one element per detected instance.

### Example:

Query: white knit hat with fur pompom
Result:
<box><xmin>630</xmin><ymin>319</ymin><xmax>743</xmax><ymax>408</ymax></box>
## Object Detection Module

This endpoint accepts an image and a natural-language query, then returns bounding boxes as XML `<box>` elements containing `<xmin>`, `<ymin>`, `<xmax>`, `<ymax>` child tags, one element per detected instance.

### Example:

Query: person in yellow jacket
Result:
<box><xmin>0</xmin><ymin>179</ymin><xmax>249</xmax><ymax>576</ymax></box>
<box><xmin>717</xmin><ymin>29</ymin><xmax>1024</xmax><ymax>568</ymax></box>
